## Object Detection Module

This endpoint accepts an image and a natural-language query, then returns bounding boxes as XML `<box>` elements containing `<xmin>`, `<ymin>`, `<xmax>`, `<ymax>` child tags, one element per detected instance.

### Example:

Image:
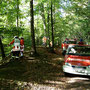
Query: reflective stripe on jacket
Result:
<box><xmin>14</xmin><ymin>38</ymin><xmax>20</xmax><ymax>50</ymax></box>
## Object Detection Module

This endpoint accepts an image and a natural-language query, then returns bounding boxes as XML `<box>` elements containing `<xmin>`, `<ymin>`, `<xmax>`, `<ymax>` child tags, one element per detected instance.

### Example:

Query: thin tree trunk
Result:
<box><xmin>54</xmin><ymin>0</ymin><xmax>56</xmax><ymax>46</ymax></box>
<box><xmin>17</xmin><ymin>0</ymin><xmax>19</xmax><ymax>36</ymax></box>
<box><xmin>51</xmin><ymin>0</ymin><xmax>54</xmax><ymax>52</ymax></box>
<box><xmin>47</xmin><ymin>8</ymin><xmax>50</xmax><ymax>48</ymax></box>
<box><xmin>30</xmin><ymin>0</ymin><xmax>36</xmax><ymax>54</ymax></box>
<box><xmin>0</xmin><ymin>37</ymin><xmax>5</xmax><ymax>59</ymax></box>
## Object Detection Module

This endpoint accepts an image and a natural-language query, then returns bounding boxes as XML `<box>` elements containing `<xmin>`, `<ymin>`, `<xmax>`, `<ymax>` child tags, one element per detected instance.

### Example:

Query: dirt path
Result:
<box><xmin>0</xmin><ymin>47</ymin><xmax>90</xmax><ymax>90</ymax></box>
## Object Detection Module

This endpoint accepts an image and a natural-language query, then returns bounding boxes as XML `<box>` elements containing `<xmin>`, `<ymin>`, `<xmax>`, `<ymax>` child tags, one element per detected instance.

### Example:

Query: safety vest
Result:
<box><xmin>14</xmin><ymin>38</ymin><xmax>20</xmax><ymax>50</ymax></box>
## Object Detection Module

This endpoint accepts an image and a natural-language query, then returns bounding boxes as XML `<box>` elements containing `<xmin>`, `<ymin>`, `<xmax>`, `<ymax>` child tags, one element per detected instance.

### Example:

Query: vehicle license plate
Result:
<box><xmin>75</xmin><ymin>68</ymin><xmax>84</xmax><ymax>73</ymax></box>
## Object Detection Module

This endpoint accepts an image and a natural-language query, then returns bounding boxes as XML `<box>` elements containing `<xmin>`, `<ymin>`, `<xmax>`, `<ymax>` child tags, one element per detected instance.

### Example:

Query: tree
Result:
<box><xmin>16</xmin><ymin>0</ymin><xmax>19</xmax><ymax>36</ymax></box>
<box><xmin>47</xmin><ymin>6</ymin><xmax>50</xmax><ymax>48</ymax></box>
<box><xmin>0</xmin><ymin>37</ymin><xmax>5</xmax><ymax>59</ymax></box>
<box><xmin>30</xmin><ymin>0</ymin><xmax>36</xmax><ymax>54</ymax></box>
<box><xmin>51</xmin><ymin>0</ymin><xmax>54</xmax><ymax>52</ymax></box>
<box><xmin>40</xmin><ymin>3</ymin><xmax>47</xmax><ymax>36</ymax></box>
<box><xmin>0</xmin><ymin>0</ymin><xmax>90</xmax><ymax>54</ymax></box>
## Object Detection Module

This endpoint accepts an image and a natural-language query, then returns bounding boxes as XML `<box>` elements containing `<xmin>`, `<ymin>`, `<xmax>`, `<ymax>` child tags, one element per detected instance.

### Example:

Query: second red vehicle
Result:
<box><xmin>63</xmin><ymin>44</ymin><xmax>90</xmax><ymax>76</ymax></box>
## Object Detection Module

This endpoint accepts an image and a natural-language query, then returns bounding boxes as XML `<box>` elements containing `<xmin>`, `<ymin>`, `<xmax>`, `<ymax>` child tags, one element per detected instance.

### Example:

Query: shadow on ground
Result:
<box><xmin>0</xmin><ymin>47</ymin><xmax>90</xmax><ymax>89</ymax></box>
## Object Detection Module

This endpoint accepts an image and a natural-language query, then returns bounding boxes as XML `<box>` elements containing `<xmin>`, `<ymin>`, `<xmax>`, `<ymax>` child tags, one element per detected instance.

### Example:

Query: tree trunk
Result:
<box><xmin>30</xmin><ymin>0</ymin><xmax>36</xmax><ymax>54</ymax></box>
<box><xmin>0</xmin><ymin>37</ymin><xmax>5</xmax><ymax>59</ymax></box>
<box><xmin>47</xmin><ymin>8</ymin><xmax>50</xmax><ymax>48</ymax></box>
<box><xmin>54</xmin><ymin>0</ymin><xmax>56</xmax><ymax>45</ymax></box>
<box><xmin>51</xmin><ymin>0</ymin><xmax>54</xmax><ymax>52</ymax></box>
<box><xmin>17</xmin><ymin>0</ymin><xmax>19</xmax><ymax>36</ymax></box>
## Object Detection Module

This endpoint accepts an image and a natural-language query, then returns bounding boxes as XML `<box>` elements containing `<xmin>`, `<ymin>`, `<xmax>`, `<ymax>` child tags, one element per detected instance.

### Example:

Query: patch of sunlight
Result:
<box><xmin>67</xmin><ymin>77</ymin><xmax>90</xmax><ymax>83</ymax></box>
<box><xmin>27</xmin><ymin>59</ymin><xmax>39</xmax><ymax>63</ymax></box>
<box><xmin>32</xmin><ymin>84</ymin><xmax>58</xmax><ymax>90</ymax></box>
<box><xmin>53</xmin><ymin>57</ymin><xmax>64</xmax><ymax>61</ymax></box>
<box><xmin>0</xmin><ymin>78</ymin><xmax>27</xmax><ymax>86</ymax></box>
<box><xmin>45</xmin><ymin>80</ymin><xmax>64</xmax><ymax>85</ymax></box>
<box><xmin>0</xmin><ymin>78</ymin><xmax>59</xmax><ymax>90</ymax></box>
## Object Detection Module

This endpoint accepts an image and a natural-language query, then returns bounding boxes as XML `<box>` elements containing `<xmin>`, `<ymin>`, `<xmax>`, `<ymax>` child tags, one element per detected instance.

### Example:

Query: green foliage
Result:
<box><xmin>0</xmin><ymin>0</ymin><xmax>90</xmax><ymax>57</ymax></box>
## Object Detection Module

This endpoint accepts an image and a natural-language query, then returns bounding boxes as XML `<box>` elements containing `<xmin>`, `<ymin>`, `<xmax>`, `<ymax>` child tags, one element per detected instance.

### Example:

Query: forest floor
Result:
<box><xmin>0</xmin><ymin>47</ymin><xmax>90</xmax><ymax>90</ymax></box>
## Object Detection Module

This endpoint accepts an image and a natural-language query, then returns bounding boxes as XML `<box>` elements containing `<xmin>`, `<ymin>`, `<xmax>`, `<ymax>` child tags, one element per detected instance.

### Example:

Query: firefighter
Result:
<box><xmin>20</xmin><ymin>37</ymin><xmax>24</xmax><ymax>57</ymax></box>
<box><xmin>8</xmin><ymin>36</ymin><xmax>20</xmax><ymax>58</ymax></box>
<box><xmin>42</xmin><ymin>36</ymin><xmax>47</xmax><ymax>46</ymax></box>
<box><xmin>78</xmin><ymin>39</ymin><xmax>84</xmax><ymax>45</ymax></box>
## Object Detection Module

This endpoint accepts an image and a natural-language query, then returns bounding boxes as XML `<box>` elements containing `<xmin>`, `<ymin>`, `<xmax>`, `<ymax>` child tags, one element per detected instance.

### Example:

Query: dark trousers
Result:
<box><xmin>12</xmin><ymin>51</ymin><xmax>20</xmax><ymax>57</ymax></box>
